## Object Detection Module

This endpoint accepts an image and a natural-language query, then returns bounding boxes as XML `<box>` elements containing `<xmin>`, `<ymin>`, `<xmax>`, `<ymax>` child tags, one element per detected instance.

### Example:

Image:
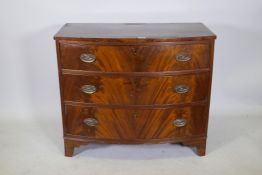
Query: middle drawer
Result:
<box><xmin>62</xmin><ymin>73</ymin><xmax>210</xmax><ymax>105</ymax></box>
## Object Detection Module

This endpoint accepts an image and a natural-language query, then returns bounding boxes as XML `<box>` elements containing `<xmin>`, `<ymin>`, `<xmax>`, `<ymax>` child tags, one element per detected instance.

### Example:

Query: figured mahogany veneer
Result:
<box><xmin>64</xmin><ymin>105</ymin><xmax>207</xmax><ymax>139</ymax></box>
<box><xmin>54</xmin><ymin>23</ymin><xmax>216</xmax><ymax>157</ymax></box>
<box><xmin>60</xmin><ymin>43</ymin><xmax>210</xmax><ymax>72</ymax></box>
<box><xmin>62</xmin><ymin>73</ymin><xmax>210</xmax><ymax>105</ymax></box>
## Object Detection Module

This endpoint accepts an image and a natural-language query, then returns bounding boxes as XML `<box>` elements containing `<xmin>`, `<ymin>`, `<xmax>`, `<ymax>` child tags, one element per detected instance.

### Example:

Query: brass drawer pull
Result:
<box><xmin>176</xmin><ymin>54</ymin><xmax>191</xmax><ymax>62</ymax></box>
<box><xmin>173</xmin><ymin>119</ymin><xmax>187</xmax><ymax>127</ymax></box>
<box><xmin>81</xmin><ymin>85</ymin><xmax>96</xmax><ymax>94</ymax></box>
<box><xmin>175</xmin><ymin>85</ymin><xmax>189</xmax><ymax>93</ymax></box>
<box><xmin>83</xmin><ymin>118</ymin><xmax>98</xmax><ymax>126</ymax></box>
<box><xmin>80</xmin><ymin>53</ymin><xmax>96</xmax><ymax>63</ymax></box>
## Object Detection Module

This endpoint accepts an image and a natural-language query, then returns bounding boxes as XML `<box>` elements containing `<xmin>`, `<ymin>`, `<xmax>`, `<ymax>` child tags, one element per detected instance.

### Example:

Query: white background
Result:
<box><xmin>0</xmin><ymin>0</ymin><xmax>262</xmax><ymax>175</ymax></box>
<box><xmin>0</xmin><ymin>0</ymin><xmax>262</xmax><ymax>118</ymax></box>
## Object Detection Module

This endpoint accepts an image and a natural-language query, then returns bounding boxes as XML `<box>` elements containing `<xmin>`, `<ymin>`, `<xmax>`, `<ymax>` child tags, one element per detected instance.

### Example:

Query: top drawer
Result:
<box><xmin>59</xmin><ymin>43</ymin><xmax>210</xmax><ymax>72</ymax></box>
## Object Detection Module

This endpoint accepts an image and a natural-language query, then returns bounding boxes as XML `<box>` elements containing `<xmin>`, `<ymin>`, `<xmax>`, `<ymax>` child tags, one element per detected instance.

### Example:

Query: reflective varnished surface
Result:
<box><xmin>54</xmin><ymin>23</ymin><xmax>216</xmax><ymax>41</ymax></box>
<box><xmin>64</xmin><ymin>105</ymin><xmax>207</xmax><ymax>139</ymax></box>
<box><xmin>62</xmin><ymin>73</ymin><xmax>210</xmax><ymax>105</ymax></box>
<box><xmin>54</xmin><ymin>23</ymin><xmax>216</xmax><ymax>157</ymax></box>
<box><xmin>60</xmin><ymin>43</ymin><xmax>210</xmax><ymax>72</ymax></box>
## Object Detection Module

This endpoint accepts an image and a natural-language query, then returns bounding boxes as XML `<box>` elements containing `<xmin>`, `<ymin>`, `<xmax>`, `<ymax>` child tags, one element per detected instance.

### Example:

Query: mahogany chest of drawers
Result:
<box><xmin>54</xmin><ymin>23</ymin><xmax>216</xmax><ymax>157</ymax></box>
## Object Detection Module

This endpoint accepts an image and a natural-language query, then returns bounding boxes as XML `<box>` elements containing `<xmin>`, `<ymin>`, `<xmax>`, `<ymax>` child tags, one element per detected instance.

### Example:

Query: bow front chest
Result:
<box><xmin>54</xmin><ymin>23</ymin><xmax>216</xmax><ymax>157</ymax></box>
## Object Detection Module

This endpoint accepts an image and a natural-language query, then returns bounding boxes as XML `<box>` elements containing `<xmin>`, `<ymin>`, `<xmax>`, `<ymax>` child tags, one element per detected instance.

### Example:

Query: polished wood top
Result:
<box><xmin>54</xmin><ymin>23</ymin><xmax>216</xmax><ymax>41</ymax></box>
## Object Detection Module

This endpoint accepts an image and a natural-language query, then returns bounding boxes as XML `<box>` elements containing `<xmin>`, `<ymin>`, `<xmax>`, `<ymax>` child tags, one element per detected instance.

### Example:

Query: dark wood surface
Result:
<box><xmin>64</xmin><ymin>105</ymin><xmax>207</xmax><ymax>139</ymax></box>
<box><xmin>62</xmin><ymin>73</ymin><xmax>210</xmax><ymax>105</ymax></box>
<box><xmin>54</xmin><ymin>23</ymin><xmax>216</xmax><ymax>41</ymax></box>
<box><xmin>60</xmin><ymin>43</ymin><xmax>210</xmax><ymax>72</ymax></box>
<box><xmin>54</xmin><ymin>23</ymin><xmax>216</xmax><ymax>157</ymax></box>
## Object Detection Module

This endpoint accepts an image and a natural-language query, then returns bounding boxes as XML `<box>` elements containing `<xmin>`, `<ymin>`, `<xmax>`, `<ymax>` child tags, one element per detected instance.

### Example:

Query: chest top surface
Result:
<box><xmin>54</xmin><ymin>23</ymin><xmax>216</xmax><ymax>41</ymax></box>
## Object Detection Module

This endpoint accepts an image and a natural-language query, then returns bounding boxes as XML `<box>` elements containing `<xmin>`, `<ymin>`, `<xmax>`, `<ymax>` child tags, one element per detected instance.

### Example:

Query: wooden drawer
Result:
<box><xmin>62</xmin><ymin>73</ymin><xmax>210</xmax><ymax>105</ymax></box>
<box><xmin>60</xmin><ymin>43</ymin><xmax>210</xmax><ymax>72</ymax></box>
<box><xmin>64</xmin><ymin>105</ymin><xmax>207</xmax><ymax>140</ymax></box>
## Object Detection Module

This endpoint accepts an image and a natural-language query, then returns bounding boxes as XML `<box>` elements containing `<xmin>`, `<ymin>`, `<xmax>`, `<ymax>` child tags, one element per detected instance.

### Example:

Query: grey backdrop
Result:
<box><xmin>0</xmin><ymin>0</ymin><xmax>261</xmax><ymax>118</ymax></box>
<box><xmin>0</xmin><ymin>1</ymin><xmax>262</xmax><ymax>174</ymax></box>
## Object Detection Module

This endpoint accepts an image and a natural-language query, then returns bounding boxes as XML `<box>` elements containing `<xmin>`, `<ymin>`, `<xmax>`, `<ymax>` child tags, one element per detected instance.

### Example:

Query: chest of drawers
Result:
<box><xmin>54</xmin><ymin>23</ymin><xmax>216</xmax><ymax>157</ymax></box>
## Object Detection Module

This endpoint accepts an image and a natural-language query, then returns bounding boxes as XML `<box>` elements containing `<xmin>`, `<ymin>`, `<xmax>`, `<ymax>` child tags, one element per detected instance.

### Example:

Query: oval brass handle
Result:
<box><xmin>81</xmin><ymin>85</ymin><xmax>96</xmax><ymax>94</ymax></box>
<box><xmin>175</xmin><ymin>85</ymin><xmax>189</xmax><ymax>93</ymax></box>
<box><xmin>176</xmin><ymin>54</ymin><xmax>191</xmax><ymax>62</ymax></box>
<box><xmin>83</xmin><ymin>118</ymin><xmax>98</xmax><ymax>126</ymax></box>
<box><xmin>173</xmin><ymin>118</ymin><xmax>187</xmax><ymax>127</ymax></box>
<box><xmin>80</xmin><ymin>53</ymin><xmax>96</xmax><ymax>63</ymax></box>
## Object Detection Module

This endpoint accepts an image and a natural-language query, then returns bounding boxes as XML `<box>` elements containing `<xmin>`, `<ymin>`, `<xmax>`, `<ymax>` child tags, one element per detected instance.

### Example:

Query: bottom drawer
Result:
<box><xmin>64</xmin><ymin>105</ymin><xmax>208</xmax><ymax>140</ymax></box>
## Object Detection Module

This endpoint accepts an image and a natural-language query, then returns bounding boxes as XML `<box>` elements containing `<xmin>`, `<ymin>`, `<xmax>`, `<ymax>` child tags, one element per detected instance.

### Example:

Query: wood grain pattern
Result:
<box><xmin>62</xmin><ymin>73</ymin><xmax>210</xmax><ymax>105</ymax></box>
<box><xmin>60</xmin><ymin>43</ymin><xmax>210</xmax><ymax>72</ymax></box>
<box><xmin>181</xmin><ymin>138</ymin><xmax>207</xmax><ymax>156</ymax></box>
<box><xmin>54</xmin><ymin>23</ymin><xmax>216</xmax><ymax>41</ymax></box>
<box><xmin>64</xmin><ymin>105</ymin><xmax>207</xmax><ymax>140</ymax></box>
<box><xmin>63</xmin><ymin>136</ymin><xmax>206</xmax><ymax>157</ymax></box>
<box><xmin>62</xmin><ymin>68</ymin><xmax>210</xmax><ymax>77</ymax></box>
<box><xmin>54</xmin><ymin>23</ymin><xmax>216</xmax><ymax>157</ymax></box>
